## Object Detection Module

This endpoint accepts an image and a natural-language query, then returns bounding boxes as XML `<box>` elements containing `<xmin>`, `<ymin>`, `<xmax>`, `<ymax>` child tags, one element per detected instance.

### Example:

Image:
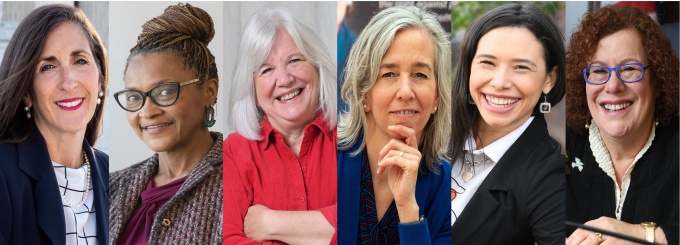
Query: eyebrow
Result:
<box><xmin>590</xmin><ymin>58</ymin><xmax>641</xmax><ymax>66</ymax></box>
<box><xmin>475</xmin><ymin>54</ymin><xmax>538</xmax><ymax>67</ymax></box>
<box><xmin>379</xmin><ymin>62</ymin><xmax>433</xmax><ymax>71</ymax></box>
<box><xmin>39</xmin><ymin>50</ymin><xmax>91</xmax><ymax>62</ymax></box>
<box><xmin>124</xmin><ymin>80</ymin><xmax>173</xmax><ymax>90</ymax></box>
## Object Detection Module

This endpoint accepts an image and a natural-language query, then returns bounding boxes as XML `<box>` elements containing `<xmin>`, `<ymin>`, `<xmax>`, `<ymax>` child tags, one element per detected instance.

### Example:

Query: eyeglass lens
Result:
<box><xmin>116</xmin><ymin>83</ymin><xmax>180</xmax><ymax>111</ymax></box>
<box><xmin>585</xmin><ymin>63</ymin><xmax>644</xmax><ymax>84</ymax></box>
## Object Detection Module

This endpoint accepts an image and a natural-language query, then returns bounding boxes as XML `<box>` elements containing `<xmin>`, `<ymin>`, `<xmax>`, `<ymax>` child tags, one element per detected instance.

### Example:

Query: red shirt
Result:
<box><xmin>223</xmin><ymin>114</ymin><xmax>337</xmax><ymax>244</ymax></box>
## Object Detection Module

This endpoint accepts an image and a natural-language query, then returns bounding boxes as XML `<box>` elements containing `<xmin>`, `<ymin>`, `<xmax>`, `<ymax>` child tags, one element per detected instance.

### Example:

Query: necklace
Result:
<box><xmin>60</xmin><ymin>151</ymin><xmax>91</xmax><ymax>209</ymax></box>
<box><xmin>462</xmin><ymin>151</ymin><xmax>488</xmax><ymax>183</ymax></box>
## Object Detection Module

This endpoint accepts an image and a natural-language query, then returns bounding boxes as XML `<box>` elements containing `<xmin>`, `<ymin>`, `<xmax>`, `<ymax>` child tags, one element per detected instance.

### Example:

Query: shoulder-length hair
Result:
<box><xmin>450</xmin><ymin>3</ymin><xmax>566</xmax><ymax>160</ymax></box>
<box><xmin>566</xmin><ymin>5</ymin><xmax>679</xmax><ymax>130</ymax></box>
<box><xmin>0</xmin><ymin>4</ymin><xmax>108</xmax><ymax>144</ymax></box>
<box><xmin>338</xmin><ymin>5</ymin><xmax>452</xmax><ymax>173</ymax></box>
<box><xmin>230</xmin><ymin>8</ymin><xmax>337</xmax><ymax>140</ymax></box>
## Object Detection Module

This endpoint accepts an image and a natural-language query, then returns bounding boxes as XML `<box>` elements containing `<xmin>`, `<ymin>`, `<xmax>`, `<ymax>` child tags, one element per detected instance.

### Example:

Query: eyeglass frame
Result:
<box><xmin>113</xmin><ymin>78</ymin><xmax>200</xmax><ymax>112</ymax></box>
<box><xmin>582</xmin><ymin>62</ymin><xmax>650</xmax><ymax>85</ymax></box>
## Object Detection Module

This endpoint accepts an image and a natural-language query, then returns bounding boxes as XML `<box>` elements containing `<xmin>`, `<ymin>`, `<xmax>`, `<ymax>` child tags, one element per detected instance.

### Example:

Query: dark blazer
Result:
<box><xmin>338</xmin><ymin>134</ymin><xmax>452</xmax><ymax>245</ymax></box>
<box><xmin>452</xmin><ymin>114</ymin><xmax>565</xmax><ymax>245</ymax></box>
<box><xmin>0</xmin><ymin>129</ymin><xmax>109</xmax><ymax>245</ymax></box>
<box><xmin>566</xmin><ymin>117</ymin><xmax>679</xmax><ymax>245</ymax></box>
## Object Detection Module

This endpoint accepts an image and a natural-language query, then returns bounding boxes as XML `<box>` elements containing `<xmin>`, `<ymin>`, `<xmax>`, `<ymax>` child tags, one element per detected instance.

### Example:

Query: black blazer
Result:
<box><xmin>0</xmin><ymin>129</ymin><xmax>109</xmax><ymax>245</ymax></box>
<box><xmin>452</xmin><ymin>114</ymin><xmax>565</xmax><ymax>245</ymax></box>
<box><xmin>565</xmin><ymin>117</ymin><xmax>679</xmax><ymax>245</ymax></box>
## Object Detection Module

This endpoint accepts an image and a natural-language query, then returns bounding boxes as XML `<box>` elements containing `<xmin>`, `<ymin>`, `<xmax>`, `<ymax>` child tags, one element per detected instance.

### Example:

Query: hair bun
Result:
<box><xmin>138</xmin><ymin>3</ymin><xmax>214</xmax><ymax>46</ymax></box>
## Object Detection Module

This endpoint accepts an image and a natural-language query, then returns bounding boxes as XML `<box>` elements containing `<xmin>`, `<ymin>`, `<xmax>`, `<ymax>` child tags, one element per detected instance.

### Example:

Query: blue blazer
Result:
<box><xmin>0</xmin><ymin>129</ymin><xmax>109</xmax><ymax>245</ymax></box>
<box><xmin>338</xmin><ymin>137</ymin><xmax>452</xmax><ymax>244</ymax></box>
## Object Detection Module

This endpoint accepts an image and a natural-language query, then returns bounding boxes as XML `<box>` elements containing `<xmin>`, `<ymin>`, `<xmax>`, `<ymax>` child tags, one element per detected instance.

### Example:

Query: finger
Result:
<box><xmin>377</xmin><ymin>152</ymin><xmax>420</xmax><ymax>175</ymax></box>
<box><xmin>378</xmin><ymin>139</ymin><xmax>421</xmax><ymax>163</ymax></box>
<box><xmin>567</xmin><ymin>229</ymin><xmax>589</xmax><ymax>245</ymax></box>
<box><xmin>387</xmin><ymin>125</ymin><xmax>418</xmax><ymax>148</ymax></box>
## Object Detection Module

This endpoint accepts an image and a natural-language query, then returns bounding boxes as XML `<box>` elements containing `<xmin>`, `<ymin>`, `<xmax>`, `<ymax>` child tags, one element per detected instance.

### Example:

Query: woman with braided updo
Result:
<box><xmin>109</xmin><ymin>3</ymin><xmax>222</xmax><ymax>244</ymax></box>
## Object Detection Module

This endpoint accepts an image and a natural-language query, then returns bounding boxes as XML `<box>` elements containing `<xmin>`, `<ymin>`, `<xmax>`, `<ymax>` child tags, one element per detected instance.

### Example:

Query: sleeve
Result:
<box><xmin>660</xmin><ymin>224</ymin><xmax>678</xmax><ymax>245</ymax></box>
<box><xmin>528</xmin><ymin>146</ymin><xmax>566</xmax><ymax>245</ymax></box>
<box><xmin>318</xmin><ymin>204</ymin><xmax>337</xmax><ymax>245</ymax></box>
<box><xmin>222</xmin><ymin>139</ymin><xmax>270</xmax><ymax>245</ymax></box>
<box><xmin>0</xmin><ymin>168</ymin><xmax>10</xmax><ymax>245</ymax></box>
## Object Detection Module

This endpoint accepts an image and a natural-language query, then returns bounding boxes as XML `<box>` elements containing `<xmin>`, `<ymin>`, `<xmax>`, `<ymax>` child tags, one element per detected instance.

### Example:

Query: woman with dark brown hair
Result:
<box><xmin>0</xmin><ymin>4</ymin><xmax>109</xmax><ymax>245</ymax></box>
<box><xmin>108</xmin><ymin>3</ymin><xmax>222</xmax><ymax>244</ymax></box>
<box><xmin>565</xmin><ymin>5</ymin><xmax>679</xmax><ymax>245</ymax></box>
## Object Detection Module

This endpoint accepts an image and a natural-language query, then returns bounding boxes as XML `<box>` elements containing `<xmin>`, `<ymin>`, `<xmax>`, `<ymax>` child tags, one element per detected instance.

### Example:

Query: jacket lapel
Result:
<box><xmin>337</xmin><ymin>148</ymin><xmax>363</xmax><ymax>244</ymax></box>
<box><xmin>84</xmin><ymin>142</ymin><xmax>109</xmax><ymax>245</ymax></box>
<box><xmin>18</xmin><ymin>131</ymin><xmax>65</xmax><ymax>245</ymax></box>
<box><xmin>453</xmin><ymin>115</ymin><xmax>548</xmax><ymax>243</ymax></box>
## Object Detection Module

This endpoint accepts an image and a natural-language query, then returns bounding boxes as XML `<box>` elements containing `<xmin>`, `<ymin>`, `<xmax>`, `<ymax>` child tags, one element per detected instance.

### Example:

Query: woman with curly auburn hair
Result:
<box><xmin>565</xmin><ymin>5</ymin><xmax>679</xmax><ymax>245</ymax></box>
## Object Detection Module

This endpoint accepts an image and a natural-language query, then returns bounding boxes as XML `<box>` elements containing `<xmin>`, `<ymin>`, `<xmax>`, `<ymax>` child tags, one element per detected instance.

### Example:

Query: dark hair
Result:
<box><xmin>124</xmin><ymin>3</ymin><xmax>218</xmax><ymax>87</ymax></box>
<box><xmin>450</xmin><ymin>3</ymin><xmax>566</xmax><ymax>160</ymax></box>
<box><xmin>566</xmin><ymin>5</ymin><xmax>679</xmax><ymax>129</ymax></box>
<box><xmin>0</xmin><ymin>4</ymin><xmax>108</xmax><ymax>144</ymax></box>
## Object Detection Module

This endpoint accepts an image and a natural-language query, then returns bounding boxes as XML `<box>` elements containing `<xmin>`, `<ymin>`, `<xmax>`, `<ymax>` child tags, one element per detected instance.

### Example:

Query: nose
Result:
<box><xmin>137</xmin><ymin>96</ymin><xmax>160</xmax><ymax>119</ymax></box>
<box><xmin>396</xmin><ymin>74</ymin><xmax>415</xmax><ymax>100</ymax></box>
<box><xmin>489</xmin><ymin>67</ymin><xmax>511</xmax><ymax>90</ymax></box>
<box><xmin>604</xmin><ymin>70</ymin><xmax>625</xmax><ymax>94</ymax></box>
<box><xmin>275</xmin><ymin>66</ymin><xmax>294</xmax><ymax>87</ymax></box>
<box><xmin>58</xmin><ymin>65</ymin><xmax>78</xmax><ymax>91</ymax></box>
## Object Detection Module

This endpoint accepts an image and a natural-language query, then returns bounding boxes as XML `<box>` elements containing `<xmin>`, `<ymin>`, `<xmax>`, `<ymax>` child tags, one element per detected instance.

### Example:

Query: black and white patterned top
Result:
<box><xmin>53</xmin><ymin>161</ymin><xmax>97</xmax><ymax>245</ymax></box>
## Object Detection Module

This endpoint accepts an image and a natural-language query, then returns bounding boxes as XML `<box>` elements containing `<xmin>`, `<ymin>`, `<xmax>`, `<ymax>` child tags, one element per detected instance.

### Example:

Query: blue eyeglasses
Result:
<box><xmin>583</xmin><ymin>62</ymin><xmax>650</xmax><ymax>85</ymax></box>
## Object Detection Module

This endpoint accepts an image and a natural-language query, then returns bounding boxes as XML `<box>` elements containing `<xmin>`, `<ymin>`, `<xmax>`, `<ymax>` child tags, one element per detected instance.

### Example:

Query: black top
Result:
<box><xmin>566</xmin><ymin>117</ymin><xmax>679</xmax><ymax>245</ymax></box>
<box><xmin>452</xmin><ymin>114</ymin><xmax>565</xmax><ymax>245</ymax></box>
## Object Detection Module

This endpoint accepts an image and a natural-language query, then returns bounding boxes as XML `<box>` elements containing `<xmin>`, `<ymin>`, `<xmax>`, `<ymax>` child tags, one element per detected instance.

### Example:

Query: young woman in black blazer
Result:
<box><xmin>450</xmin><ymin>3</ymin><xmax>566</xmax><ymax>244</ymax></box>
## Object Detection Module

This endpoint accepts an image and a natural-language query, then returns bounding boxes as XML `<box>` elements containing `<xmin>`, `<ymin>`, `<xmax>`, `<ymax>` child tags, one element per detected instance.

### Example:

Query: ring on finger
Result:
<box><xmin>595</xmin><ymin>232</ymin><xmax>603</xmax><ymax>243</ymax></box>
<box><xmin>399</xmin><ymin>151</ymin><xmax>404</xmax><ymax>158</ymax></box>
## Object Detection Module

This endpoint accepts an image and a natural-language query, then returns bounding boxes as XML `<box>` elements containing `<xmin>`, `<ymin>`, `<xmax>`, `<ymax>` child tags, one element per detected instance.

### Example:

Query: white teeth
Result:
<box><xmin>485</xmin><ymin>95</ymin><xmax>519</xmax><ymax>108</ymax></box>
<box><xmin>393</xmin><ymin>110</ymin><xmax>417</xmax><ymax>115</ymax></box>
<box><xmin>146</xmin><ymin>124</ymin><xmax>171</xmax><ymax>129</ymax></box>
<box><xmin>278</xmin><ymin>89</ymin><xmax>301</xmax><ymax>101</ymax></box>
<box><xmin>56</xmin><ymin>99</ymin><xmax>82</xmax><ymax>107</ymax></box>
<box><xmin>603</xmin><ymin>102</ymin><xmax>631</xmax><ymax>111</ymax></box>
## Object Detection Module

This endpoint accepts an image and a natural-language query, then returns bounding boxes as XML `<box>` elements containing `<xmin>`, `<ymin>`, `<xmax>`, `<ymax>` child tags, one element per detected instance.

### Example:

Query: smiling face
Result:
<box><xmin>124</xmin><ymin>52</ymin><xmax>210</xmax><ymax>152</ymax></box>
<box><xmin>254</xmin><ymin>29</ymin><xmax>320</xmax><ymax>132</ymax></box>
<box><xmin>469</xmin><ymin>27</ymin><xmax>555</xmax><ymax>135</ymax></box>
<box><xmin>25</xmin><ymin>21</ymin><xmax>100</xmax><ymax>139</ymax></box>
<box><xmin>364</xmin><ymin>28</ymin><xmax>439</xmax><ymax>143</ymax></box>
<box><xmin>586</xmin><ymin>28</ymin><xmax>655</xmax><ymax>140</ymax></box>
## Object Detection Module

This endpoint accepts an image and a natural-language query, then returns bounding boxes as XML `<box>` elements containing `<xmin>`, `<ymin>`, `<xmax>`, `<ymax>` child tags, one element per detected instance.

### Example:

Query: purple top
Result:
<box><xmin>117</xmin><ymin>176</ymin><xmax>188</xmax><ymax>245</ymax></box>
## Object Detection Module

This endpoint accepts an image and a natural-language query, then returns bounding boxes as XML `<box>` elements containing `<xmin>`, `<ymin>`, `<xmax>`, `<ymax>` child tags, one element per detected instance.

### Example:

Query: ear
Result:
<box><xmin>543</xmin><ymin>66</ymin><xmax>558</xmax><ymax>94</ymax></box>
<box><xmin>204</xmin><ymin>78</ymin><xmax>219</xmax><ymax>106</ymax></box>
<box><xmin>23</xmin><ymin>94</ymin><xmax>32</xmax><ymax>108</ymax></box>
<box><xmin>433</xmin><ymin>87</ymin><xmax>440</xmax><ymax>114</ymax></box>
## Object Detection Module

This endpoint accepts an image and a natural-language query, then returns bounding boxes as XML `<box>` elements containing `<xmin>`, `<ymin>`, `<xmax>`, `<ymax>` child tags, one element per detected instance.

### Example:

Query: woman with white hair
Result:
<box><xmin>223</xmin><ymin>8</ymin><xmax>337</xmax><ymax>244</ymax></box>
<box><xmin>337</xmin><ymin>5</ymin><xmax>452</xmax><ymax>244</ymax></box>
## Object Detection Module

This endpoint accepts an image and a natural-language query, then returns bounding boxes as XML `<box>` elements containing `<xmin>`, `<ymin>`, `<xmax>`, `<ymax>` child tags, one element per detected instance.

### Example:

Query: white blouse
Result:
<box><xmin>52</xmin><ymin>161</ymin><xmax>97</xmax><ymax>245</ymax></box>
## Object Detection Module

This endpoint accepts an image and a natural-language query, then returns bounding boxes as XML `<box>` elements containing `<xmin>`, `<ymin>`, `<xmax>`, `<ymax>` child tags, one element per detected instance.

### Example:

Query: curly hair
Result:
<box><xmin>566</xmin><ymin>5</ymin><xmax>679</xmax><ymax>129</ymax></box>
<box><xmin>124</xmin><ymin>3</ymin><xmax>218</xmax><ymax>86</ymax></box>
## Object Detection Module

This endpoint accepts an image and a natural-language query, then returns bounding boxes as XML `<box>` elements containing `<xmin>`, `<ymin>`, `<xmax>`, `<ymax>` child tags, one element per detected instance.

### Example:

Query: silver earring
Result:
<box><xmin>24</xmin><ymin>106</ymin><xmax>31</xmax><ymax>119</ymax></box>
<box><xmin>97</xmin><ymin>91</ymin><xmax>103</xmax><ymax>105</ymax></box>
<box><xmin>539</xmin><ymin>94</ymin><xmax>551</xmax><ymax>114</ymax></box>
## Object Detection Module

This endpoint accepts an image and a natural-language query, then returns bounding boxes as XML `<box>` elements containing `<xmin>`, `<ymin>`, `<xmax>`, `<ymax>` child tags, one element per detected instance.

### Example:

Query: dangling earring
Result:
<box><xmin>204</xmin><ymin>104</ymin><xmax>216</xmax><ymax>127</ymax></box>
<box><xmin>97</xmin><ymin>91</ymin><xmax>103</xmax><ymax>105</ymax></box>
<box><xmin>24</xmin><ymin>106</ymin><xmax>31</xmax><ymax>119</ymax></box>
<box><xmin>467</xmin><ymin>95</ymin><xmax>475</xmax><ymax>105</ymax></box>
<box><xmin>539</xmin><ymin>94</ymin><xmax>551</xmax><ymax>113</ymax></box>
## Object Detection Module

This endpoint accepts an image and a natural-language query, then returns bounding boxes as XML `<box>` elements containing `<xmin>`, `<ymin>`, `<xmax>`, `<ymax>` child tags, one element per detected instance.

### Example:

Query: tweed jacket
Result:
<box><xmin>109</xmin><ymin>132</ymin><xmax>223</xmax><ymax>245</ymax></box>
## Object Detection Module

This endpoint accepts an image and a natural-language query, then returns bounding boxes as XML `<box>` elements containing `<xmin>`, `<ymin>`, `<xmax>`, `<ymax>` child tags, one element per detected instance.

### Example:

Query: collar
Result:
<box><xmin>261</xmin><ymin>113</ymin><xmax>332</xmax><ymax>148</ymax></box>
<box><xmin>464</xmin><ymin>116</ymin><xmax>534</xmax><ymax>163</ymax></box>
